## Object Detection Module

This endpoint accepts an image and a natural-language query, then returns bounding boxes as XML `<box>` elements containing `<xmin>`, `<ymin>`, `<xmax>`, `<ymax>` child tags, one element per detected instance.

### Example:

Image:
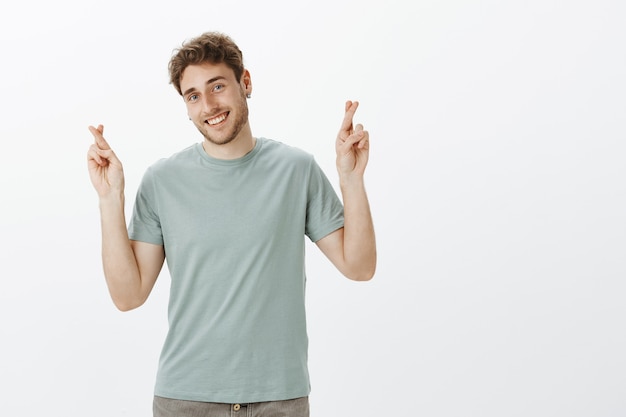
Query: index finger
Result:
<box><xmin>339</xmin><ymin>100</ymin><xmax>359</xmax><ymax>133</ymax></box>
<box><xmin>88</xmin><ymin>124</ymin><xmax>111</xmax><ymax>150</ymax></box>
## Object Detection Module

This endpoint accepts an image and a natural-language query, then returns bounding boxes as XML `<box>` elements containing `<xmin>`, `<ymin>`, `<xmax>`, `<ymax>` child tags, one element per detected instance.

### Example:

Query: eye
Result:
<box><xmin>213</xmin><ymin>84</ymin><xmax>224</xmax><ymax>92</ymax></box>
<box><xmin>187</xmin><ymin>93</ymin><xmax>199</xmax><ymax>103</ymax></box>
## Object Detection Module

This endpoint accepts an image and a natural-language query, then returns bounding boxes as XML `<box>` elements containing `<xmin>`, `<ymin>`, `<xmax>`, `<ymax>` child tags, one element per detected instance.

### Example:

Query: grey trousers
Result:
<box><xmin>153</xmin><ymin>396</ymin><xmax>310</xmax><ymax>417</ymax></box>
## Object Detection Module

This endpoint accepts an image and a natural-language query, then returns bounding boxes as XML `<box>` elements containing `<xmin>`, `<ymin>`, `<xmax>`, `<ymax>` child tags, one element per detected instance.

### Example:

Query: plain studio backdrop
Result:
<box><xmin>0</xmin><ymin>0</ymin><xmax>624</xmax><ymax>416</ymax></box>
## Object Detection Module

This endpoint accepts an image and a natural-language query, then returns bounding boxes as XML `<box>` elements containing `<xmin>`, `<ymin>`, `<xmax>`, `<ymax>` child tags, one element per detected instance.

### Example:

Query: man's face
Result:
<box><xmin>180</xmin><ymin>62</ymin><xmax>250</xmax><ymax>146</ymax></box>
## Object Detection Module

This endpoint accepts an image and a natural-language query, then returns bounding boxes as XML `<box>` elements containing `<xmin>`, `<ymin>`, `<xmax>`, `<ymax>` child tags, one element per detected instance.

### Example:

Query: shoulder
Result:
<box><xmin>259</xmin><ymin>138</ymin><xmax>314</xmax><ymax>165</ymax></box>
<box><xmin>146</xmin><ymin>144</ymin><xmax>199</xmax><ymax>174</ymax></box>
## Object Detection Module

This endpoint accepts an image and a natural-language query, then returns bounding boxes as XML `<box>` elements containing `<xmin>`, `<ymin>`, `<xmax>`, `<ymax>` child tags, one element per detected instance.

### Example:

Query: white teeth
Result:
<box><xmin>207</xmin><ymin>113</ymin><xmax>227</xmax><ymax>125</ymax></box>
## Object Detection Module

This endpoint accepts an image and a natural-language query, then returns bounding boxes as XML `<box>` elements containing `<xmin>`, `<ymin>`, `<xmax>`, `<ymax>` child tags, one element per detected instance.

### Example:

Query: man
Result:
<box><xmin>87</xmin><ymin>31</ymin><xmax>376</xmax><ymax>417</ymax></box>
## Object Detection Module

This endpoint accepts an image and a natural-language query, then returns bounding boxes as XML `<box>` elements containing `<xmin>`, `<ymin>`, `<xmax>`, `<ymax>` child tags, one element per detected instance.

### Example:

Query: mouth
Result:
<box><xmin>205</xmin><ymin>111</ymin><xmax>229</xmax><ymax>126</ymax></box>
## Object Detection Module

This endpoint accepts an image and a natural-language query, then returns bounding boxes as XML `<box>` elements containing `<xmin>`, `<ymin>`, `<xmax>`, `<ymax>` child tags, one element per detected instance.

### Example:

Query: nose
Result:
<box><xmin>201</xmin><ymin>94</ymin><xmax>218</xmax><ymax>115</ymax></box>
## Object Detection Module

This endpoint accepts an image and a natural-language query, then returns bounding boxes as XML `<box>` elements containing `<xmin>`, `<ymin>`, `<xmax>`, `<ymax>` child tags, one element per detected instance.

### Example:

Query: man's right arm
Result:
<box><xmin>88</xmin><ymin>125</ymin><xmax>164</xmax><ymax>311</ymax></box>
<box><xmin>99</xmin><ymin>194</ymin><xmax>164</xmax><ymax>311</ymax></box>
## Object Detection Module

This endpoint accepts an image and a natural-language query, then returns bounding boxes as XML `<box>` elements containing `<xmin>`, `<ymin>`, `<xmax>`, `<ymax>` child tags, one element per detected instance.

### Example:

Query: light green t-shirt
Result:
<box><xmin>128</xmin><ymin>138</ymin><xmax>344</xmax><ymax>403</ymax></box>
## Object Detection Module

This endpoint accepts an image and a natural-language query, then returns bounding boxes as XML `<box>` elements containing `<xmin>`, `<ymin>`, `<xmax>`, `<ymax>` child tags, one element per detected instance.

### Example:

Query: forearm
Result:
<box><xmin>98</xmin><ymin>193</ymin><xmax>143</xmax><ymax>310</ymax></box>
<box><xmin>340</xmin><ymin>176</ymin><xmax>376</xmax><ymax>281</ymax></box>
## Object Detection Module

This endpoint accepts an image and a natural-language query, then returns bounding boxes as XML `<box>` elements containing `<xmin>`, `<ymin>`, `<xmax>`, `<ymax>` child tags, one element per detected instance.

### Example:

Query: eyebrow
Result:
<box><xmin>182</xmin><ymin>76</ymin><xmax>227</xmax><ymax>97</ymax></box>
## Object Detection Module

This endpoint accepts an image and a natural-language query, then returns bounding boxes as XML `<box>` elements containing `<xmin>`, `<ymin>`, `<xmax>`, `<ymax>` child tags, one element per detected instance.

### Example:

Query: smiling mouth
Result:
<box><xmin>205</xmin><ymin>112</ymin><xmax>229</xmax><ymax>126</ymax></box>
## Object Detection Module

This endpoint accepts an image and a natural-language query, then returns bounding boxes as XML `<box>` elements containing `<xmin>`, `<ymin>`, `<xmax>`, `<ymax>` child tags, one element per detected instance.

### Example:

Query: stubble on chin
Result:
<box><xmin>197</xmin><ymin>92</ymin><xmax>249</xmax><ymax>146</ymax></box>
<box><xmin>196</xmin><ymin>123</ymin><xmax>237</xmax><ymax>146</ymax></box>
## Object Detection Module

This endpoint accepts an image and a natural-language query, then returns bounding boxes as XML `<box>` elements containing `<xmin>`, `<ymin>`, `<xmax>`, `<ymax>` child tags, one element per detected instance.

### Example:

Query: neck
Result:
<box><xmin>201</xmin><ymin>124</ymin><xmax>255</xmax><ymax>160</ymax></box>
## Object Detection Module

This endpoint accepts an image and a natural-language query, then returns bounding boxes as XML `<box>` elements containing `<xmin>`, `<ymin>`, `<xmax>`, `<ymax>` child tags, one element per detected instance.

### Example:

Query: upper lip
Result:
<box><xmin>205</xmin><ymin>111</ymin><xmax>229</xmax><ymax>125</ymax></box>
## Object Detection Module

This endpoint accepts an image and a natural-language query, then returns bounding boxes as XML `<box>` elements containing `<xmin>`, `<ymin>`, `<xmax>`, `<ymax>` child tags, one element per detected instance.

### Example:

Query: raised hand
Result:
<box><xmin>87</xmin><ymin>124</ymin><xmax>125</xmax><ymax>198</ymax></box>
<box><xmin>335</xmin><ymin>100</ymin><xmax>370</xmax><ymax>179</ymax></box>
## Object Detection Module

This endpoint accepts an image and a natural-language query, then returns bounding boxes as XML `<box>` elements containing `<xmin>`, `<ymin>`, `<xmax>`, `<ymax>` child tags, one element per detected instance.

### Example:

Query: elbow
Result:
<box><xmin>113</xmin><ymin>301</ymin><xmax>139</xmax><ymax>312</ymax></box>
<box><xmin>348</xmin><ymin>268</ymin><xmax>376</xmax><ymax>282</ymax></box>
<box><xmin>111</xmin><ymin>296</ymin><xmax>145</xmax><ymax>312</ymax></box>
<box><xmin>106</xmin><ymin>281</ymin><xmax>150</xmax><ymax>312</ymax></box>
<box><xmin>344</xmin><ymin>258</ymin><xmax>377</xmax><ymax>282</ymax></box>
<box><xmin>114</xmin><ymin>303</ymin><xmax>138</xmax><ymax>312</ymax></box>
<box><xmin>348</xmin><ymin>272</ymin><xmax>375</xmax><ymax>282</ymax></box>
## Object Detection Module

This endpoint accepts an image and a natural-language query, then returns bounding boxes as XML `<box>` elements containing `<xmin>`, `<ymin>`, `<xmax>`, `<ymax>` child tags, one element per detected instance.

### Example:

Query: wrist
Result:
<box><xmin>99</xmin><ymin>191</ymin><xmax>125</xmax><ymax>210</ymax></box>
<box><xmin>339</xmin><ymin>173</ymin><xmax>365</xmax><ymax>191</ymax></box>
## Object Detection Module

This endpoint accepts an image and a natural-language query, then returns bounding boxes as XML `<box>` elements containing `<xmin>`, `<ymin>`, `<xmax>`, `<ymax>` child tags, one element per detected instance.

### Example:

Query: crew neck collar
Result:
<box><xmin>195</xmin><ymin>137</ymin><xmax>264</xmax><ymax>166</ymax></box>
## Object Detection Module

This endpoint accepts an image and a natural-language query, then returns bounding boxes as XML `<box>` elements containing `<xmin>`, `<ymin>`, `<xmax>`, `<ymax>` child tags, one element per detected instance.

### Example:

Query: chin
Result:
<box><xmin>202</xmin><ymin>130</ymin><xmax>237</xmax><ymax>146</ymax></box>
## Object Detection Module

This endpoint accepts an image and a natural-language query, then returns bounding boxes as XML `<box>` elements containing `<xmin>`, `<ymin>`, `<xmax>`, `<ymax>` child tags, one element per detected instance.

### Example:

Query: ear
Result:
<box><xmin>240</xmin><ymin>69</ymin><xmax>252</xmax><ymax>96</ymax></box>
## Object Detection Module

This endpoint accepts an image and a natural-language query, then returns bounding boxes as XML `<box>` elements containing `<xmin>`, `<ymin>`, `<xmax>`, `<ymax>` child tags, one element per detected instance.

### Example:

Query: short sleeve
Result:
<box><xmin>304</xmin><ymin>157</ymin><xmax>344</xmax><ymax>242</ymax></box>
<box><xmin>128</xmin><ymin>167</ymin><xmax>164</xmax><ymax>245</ymax></box>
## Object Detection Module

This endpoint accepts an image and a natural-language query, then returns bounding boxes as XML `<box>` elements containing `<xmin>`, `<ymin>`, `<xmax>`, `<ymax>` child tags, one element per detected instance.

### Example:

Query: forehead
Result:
<box><xmin>180</xmin><ymin>62</ymin><xmax>237</xmax><ymax>91</ymax></box>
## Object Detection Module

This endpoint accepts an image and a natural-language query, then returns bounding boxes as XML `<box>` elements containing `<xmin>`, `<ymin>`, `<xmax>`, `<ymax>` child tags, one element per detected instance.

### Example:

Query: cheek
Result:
<box><xmin>186</xmin><ymin>105</ymin><xmax>199</xmax><ymax>118</ymax></box>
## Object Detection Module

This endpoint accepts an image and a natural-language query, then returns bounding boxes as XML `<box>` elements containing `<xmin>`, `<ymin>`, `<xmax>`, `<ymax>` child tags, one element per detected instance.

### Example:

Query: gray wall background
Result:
<box><xmin>1</xmin><ymin>0</ymin><xmax>624</xmax><ymax>416</ymax></box>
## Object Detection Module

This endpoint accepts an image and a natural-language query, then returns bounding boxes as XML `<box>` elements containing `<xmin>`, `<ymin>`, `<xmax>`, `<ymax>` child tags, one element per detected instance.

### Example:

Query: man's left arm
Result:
<box><xmin>316</xmin><ymin>100</ymin><xmax>377</xmax><ymax>281</ymax></box>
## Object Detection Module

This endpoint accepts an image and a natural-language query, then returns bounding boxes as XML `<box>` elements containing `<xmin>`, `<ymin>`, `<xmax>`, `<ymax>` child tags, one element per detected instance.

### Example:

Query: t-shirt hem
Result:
<box><xmin>153</xmin><ymin>387</ymin><xmax>311</xmax><ymax>404</ymax></box>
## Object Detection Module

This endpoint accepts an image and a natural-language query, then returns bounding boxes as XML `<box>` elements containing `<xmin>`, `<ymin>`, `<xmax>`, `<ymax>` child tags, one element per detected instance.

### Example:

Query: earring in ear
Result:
<box><xmin>246</xmin><ymin>93</ymin><xmax>251</xmax><ymax>99</ymax></box>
